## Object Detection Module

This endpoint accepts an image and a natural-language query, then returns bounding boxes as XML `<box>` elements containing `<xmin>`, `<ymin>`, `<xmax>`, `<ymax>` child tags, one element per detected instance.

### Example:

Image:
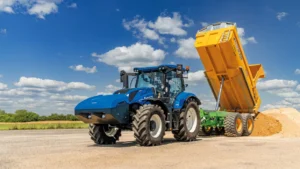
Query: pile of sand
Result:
<box><xmin>250</xmin><ymin>113</ymin><xmax>282</xmax><ymax>136</ymax></box>
<box><xmin>251</xmin><ymin>108</ymin><xmax>300</xmax><ymax>137</ymax></box>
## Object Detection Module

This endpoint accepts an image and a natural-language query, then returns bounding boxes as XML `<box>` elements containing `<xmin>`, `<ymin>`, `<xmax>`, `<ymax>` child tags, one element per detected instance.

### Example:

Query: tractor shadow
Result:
<box><xmin>87</xmin><ymin>138</ymin><xmax>202</xmax><ymax>148</ymax></box>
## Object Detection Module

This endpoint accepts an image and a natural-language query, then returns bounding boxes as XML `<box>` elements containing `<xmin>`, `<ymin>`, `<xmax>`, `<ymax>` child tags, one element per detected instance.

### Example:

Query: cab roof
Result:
<box><xmin>133</xmin><ymin>64</ymin><xmax>186</xmax><ymax>72</ymax></box>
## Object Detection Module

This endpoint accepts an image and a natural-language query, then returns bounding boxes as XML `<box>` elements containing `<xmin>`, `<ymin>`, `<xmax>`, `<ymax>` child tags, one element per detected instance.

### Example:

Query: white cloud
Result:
<box><xmin>296</xmin><ymin>85</ymin><xmax>300</xmax><ymax>91</ymax></box>
<box><xmin>67</xmin><ymin>3</ymin><xmax>77</xmax><ymax>8</ymax></box>
<box><xmin>200</xmin><ymin>22</ymin><xmax>209</xmax><ymax>27</ymax></box>
<box><xmin>123</xmin><ymin>12</ymin><xmax>192</xmax><ymax>45</ymax></box>
<box><xmin>28</xmin><ymin>2</ymin><xmax>58</xmax><ymax>19</ymax></box>
<box><xmin>237</xmin><ymin>27</ymin><xmax>257</xmax><ymax>45</ymax></box>
<box><xmin>0</xmin><ymin>82</ymin><xmax>8</xmax><ymax>90</ymax></box>
<box><xmin>0</xmin><ymin>88</ymin><xmax>33</xmax><ymax>96</ymax></box>
<box><xmin>0</xmin><ymin>75</ymin><xmax>98</xmax><ymax>114</ymax></box>
<box><xmin>262</xmin><ymin>100</ymin><xmax>292</xmax><ymax>110</ymax></box>
<box><xmin>267</xmin><ymin>88</ymin><xmax>300</xmax><ymax>98</ymax></box>
<box><xmin>17</xmin><ymin>98</ymin><xmax>35</xmax><ymax>103</ymax></box>
<box><xmin>0</xmin><ymin>74</ymin><xmax>3</xmax><ymax>78</ymax></box>
<box><xmin>14</xmin><ymin>77</ymin><xmax>96</xmax><ymax>91</ymax></box>
<box><xmin>174</xmin><ymin>37</ymin><xmax>198</xmax><ymax>59</ymax></box>
<box><xmin>295</xmin><ymin>69</ymin><xmax>300</xmax><ymax>75</ymax></box>
<box><xmin>185</xmin><ymin>70</ymin><xmax>205</xmax><ymax>85</ymax></box>
<box><xmin>97</xmin><ymin>84</ymin><xmax>119</xmax><ymax>95</ymax></box>
<box><xmin>246</xmin><ymin>37</ymin><xmax>257</xmax><ymax>44</ymax></box>
<box><xmin>170</xmin><ymin>37</ymin><xmax>176</xmax><ymax>43</ymax></box>
<box><xmin>284</xmin><ymin>98</ymin><xmax>300</xmax><ymax>104</ymax></box>
<box><xmin>257</xmin><ymin>79</ymin><xmax>298</xmax><ymax>90</ymax></box>
<box><xmin>69</xmin><ymin>65</ymin><xmax>97</xmax><ymax>74</ymax></box>
<box><xmin>122</xmin><ymin>17</ymin><xmax>160</xmax><ymax>41</ymax></box>
<box><xmin>50</xmin><ymin>94</ymin><xmax>88</xmax><ymax>101</ymax></box>
<box><xmin>0</xmin><ymin>28</ymin><xmax>7</xmax><ymax>34</ymax></box>
<box><xmin>0</xmin><ymin>0</ymin><xmax>65</xmax><ymax>19</ymax></box>
<box><xmin>0</xmin><ymin>0</ymin><xmax>15</xmax><ymax>13</ymax></box>
<box><xmin>148</xmin><ymin>12</ymin><xmax>191</xmax><ymax>36</ymax></box>
<box><xmin>92</xmin><ymin>42</ymin><xmax>166</xmax><ymax>72</ymax></box>
<box><xmin>277</xmin><ymin>12</ymin><xmax>288</xmax><ymax>21</ymax></box>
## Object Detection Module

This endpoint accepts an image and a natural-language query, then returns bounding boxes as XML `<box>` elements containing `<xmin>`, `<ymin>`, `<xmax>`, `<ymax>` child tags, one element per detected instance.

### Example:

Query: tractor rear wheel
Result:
<box><xmin>89</xmin><ymin>124</ymin><xmax>121</xmax><ymax>144</ymax></box>
<box><xmin>133</xmin><ymin>104</ymin><xmax>166</xmax><ymax>146</ymax></box>
<box><xmin>224</xmin><ymin>113</ymin><xmax>243</xmax><ymax>137</ymax></box>
<box><xmin>242</xmin><ymin>113</ymin><xmax>254</xmax><ymax>136</ymax></box>
<box><xmin>173</xmin><ymin>100</ymin><xmax>200</xmax><ymax>141</ymax></box>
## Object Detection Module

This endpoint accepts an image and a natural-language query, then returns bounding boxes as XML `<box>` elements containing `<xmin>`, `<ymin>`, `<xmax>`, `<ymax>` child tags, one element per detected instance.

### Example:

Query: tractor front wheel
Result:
<box><xmin>173</xmin><ymin>100</ymin><xmax>200</xmax><ymax>141</ymax></box>
<box><xmin>89</xmin><ymin>124</ymin><xmax>121</xmax><ymax>144</ymax></box>
<box><xmin>133</xmin><ymin>104</ymin><xmax>166</xmax><ymax>146</ymax></box>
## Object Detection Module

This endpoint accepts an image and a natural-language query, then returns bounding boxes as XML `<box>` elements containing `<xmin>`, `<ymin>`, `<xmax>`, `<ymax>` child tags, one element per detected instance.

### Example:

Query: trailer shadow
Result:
<box><xmin>87</xmin><ymin>138</ymin><xmax>202</xmax><ymax>148</ymax></box>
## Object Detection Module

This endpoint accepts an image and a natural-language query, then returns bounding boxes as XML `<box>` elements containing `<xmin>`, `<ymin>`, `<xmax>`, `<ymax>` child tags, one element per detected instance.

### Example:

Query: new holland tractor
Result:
<box><xmin>75</xmin><ymin>64</ymin><xmax>201</xmax><ymax>146</ymax></box>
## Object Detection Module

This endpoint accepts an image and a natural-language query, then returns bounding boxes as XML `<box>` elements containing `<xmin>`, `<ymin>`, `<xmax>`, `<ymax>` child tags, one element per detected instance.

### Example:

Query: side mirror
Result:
<box><xmin>120</xmin><ymin>70</ymin><xmax>129</xmax><ymax>88</ymax></box>
<box><xmin>120</xmin><ymin>70</ymin><xmax>126</xmax><ymax>83</ymax></box>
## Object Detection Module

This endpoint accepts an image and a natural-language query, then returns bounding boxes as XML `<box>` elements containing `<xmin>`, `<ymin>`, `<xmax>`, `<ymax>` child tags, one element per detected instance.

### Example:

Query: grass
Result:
<box><xmin>0</xmin><ymin>121</ymin><xmax>88</xmax><ymax>130</ymax></box>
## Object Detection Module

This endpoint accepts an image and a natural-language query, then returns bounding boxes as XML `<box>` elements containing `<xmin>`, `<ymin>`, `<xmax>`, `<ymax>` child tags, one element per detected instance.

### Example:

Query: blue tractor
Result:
<box><xmin>75</xmin><ymin>64</ymin><xmax>201</xmax><ymax>146</ymax></box>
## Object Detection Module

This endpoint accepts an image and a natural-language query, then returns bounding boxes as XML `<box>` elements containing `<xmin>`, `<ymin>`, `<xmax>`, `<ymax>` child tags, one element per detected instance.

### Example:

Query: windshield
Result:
<box><xmin>136</xmin><ymin>72</ymin><xmax>164</xmax><ymax>91</ymax></box>
<box><xmin>166</xmin><ymin>71</ymin><xmax>184</xmax><ymax>99</ymax></box>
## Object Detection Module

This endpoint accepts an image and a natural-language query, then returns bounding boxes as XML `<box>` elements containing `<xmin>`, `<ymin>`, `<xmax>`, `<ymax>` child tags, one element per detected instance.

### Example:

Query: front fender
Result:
<box><xmin>173</xmin><ymin>92</ymin><xmax>201</xmax><ymax>109</ymax></box>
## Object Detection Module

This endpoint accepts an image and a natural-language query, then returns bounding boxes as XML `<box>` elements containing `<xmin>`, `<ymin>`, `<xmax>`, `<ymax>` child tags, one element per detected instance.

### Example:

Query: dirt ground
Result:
<box><xmin>1</xmin><ymin>108</ymin><xmax>300</xmax><ymax>169</ymax></box>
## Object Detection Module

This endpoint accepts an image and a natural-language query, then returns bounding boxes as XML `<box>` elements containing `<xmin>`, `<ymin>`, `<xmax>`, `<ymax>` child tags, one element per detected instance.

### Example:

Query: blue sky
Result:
<box><xmin>1</xmin><ymin>0</ymin><xmax>300</xmax><ymax>115</ymax></box>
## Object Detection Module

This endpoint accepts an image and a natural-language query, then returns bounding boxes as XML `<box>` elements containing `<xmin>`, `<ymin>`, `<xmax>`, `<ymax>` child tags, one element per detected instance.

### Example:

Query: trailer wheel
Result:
<box><xmin>202</xmin><ymin>126</ymin><xmax>213</xmax><ymax>136</ymax></box>
<box><xmin>133</xmin><ymin>104</ymin><xmax>165</xmax><ymax>146</ymax></box>
<box><xmin>224</xmin><ymin>113</ymin><xmax>243</xmax><ymax>137</ymax></box>
<box><xmin>173</xmin><ymin>100</ymin><xmax>200</xmax><ymax>141</ymax></box>
<box><xmin>241</xmin><ymin>114</ymin><xmax>254</xmax><ymax>136</ymax></box>
<box><xmin>89</xmin><ymin>124</ymin><xmax>121</xmax><ymax>144</ymax></box>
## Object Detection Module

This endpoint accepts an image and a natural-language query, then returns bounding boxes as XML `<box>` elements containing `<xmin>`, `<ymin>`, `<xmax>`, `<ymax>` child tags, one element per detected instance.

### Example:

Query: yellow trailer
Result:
<box><xmin>194</xmin><ymin>22</ymin><xmax>265</xmax><ymax>114</ymax></box>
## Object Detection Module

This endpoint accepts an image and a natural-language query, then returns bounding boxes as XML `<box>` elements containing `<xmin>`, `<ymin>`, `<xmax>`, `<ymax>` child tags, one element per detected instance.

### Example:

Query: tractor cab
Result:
<box><xmin>120</xmin><ymin>64</ymin><xmax>189</xmax><ymax>103</ymax></box>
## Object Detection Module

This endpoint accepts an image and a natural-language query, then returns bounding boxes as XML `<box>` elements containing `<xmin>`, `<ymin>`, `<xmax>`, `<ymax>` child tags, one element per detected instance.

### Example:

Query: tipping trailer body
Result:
<box><xmin>194</xmin><ymin>22</ymin><xmax>265</xmax><ymax>114</ymax></box>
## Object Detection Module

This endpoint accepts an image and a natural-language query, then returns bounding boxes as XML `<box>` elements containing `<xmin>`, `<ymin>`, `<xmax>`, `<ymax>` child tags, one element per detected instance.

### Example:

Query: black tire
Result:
<box><xmin>133</xmin><ymin>104</ymin><xmax>166</xmax><ymax>146</ymax></box>
<box><xmin>89</xmin><ymin>124</ymin><xmax>121</xmax><ymax>144</ymax></box>
<box><xmin>241</xmin><ymin>113</ymin><xmax>254</xmax><ymax>136</ymax></box>
<box><xmin>215</xmin><ymin>127</ymin><xmax>225</xmax><ymax>135</ymax></box>
<box><xmin>202</xmin><ymin>126</ymin><xmax>213</xmax><ymax>136</ymax></box>
<box><xmin>224</xmin><ymin>113</ymin><xmax>243</xmax><ymax>137</ymax></box>
<box><xmin>173</xmin><ymin>100</ymin><xmax>200</xmax><ymax>141</ymax></box>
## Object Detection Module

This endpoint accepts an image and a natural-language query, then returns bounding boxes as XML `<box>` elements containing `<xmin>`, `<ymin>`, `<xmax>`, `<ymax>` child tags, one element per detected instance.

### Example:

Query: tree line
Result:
<box><xmin>0</xmin><ymin>109</ymin><xmax>79</xmax><ymax>122</ymax></box>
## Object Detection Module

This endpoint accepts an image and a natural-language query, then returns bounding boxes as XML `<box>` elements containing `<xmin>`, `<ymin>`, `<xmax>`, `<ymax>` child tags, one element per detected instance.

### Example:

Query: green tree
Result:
<box><xmin>66</xmin><ymin>114</ymin><xmax>79</xmax><ymax>121</ymax></box>
<box><xmin>38</xmin><ymin>115</ymin><xmax>48</xmax><ymax>121</ymax></box>
<box><xmin>14</xmin><ymin>109</ymin><xmax>39</xmax><ymax>122</ymax></box>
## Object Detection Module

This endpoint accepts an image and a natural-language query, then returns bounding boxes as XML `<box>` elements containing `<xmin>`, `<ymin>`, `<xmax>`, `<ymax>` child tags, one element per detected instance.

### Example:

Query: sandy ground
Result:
<box><xmin>1</xmin><ymin>129</ymin><xmax>300</xmax><ymax>169</ymax></box>
<box><xmin>1</xmin><ymin>108</ymin><xmax>300</xmax><ymax>169</ymax></box>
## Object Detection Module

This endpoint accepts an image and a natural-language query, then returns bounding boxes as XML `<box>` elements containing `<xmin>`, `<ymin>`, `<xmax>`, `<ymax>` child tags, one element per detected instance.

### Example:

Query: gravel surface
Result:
<box><xmin>1</xmin><ymin>129</ymin><xmax>300</xmax><ymax>169</ymax></box>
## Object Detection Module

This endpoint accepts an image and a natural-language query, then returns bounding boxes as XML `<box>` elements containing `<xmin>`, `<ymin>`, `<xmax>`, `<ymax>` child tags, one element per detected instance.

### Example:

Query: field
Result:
<box><xmin>0</xmin><ymin>121</ymin><xmax>88</xmax><ymax>130</ymax></box>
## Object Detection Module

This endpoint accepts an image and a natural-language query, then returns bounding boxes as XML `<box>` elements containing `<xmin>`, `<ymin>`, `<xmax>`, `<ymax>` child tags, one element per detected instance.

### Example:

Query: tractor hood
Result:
<box><xmin>75</xmin><ymin>87</ymin><xmax>152</xmax><ymax>110</ymax></box>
